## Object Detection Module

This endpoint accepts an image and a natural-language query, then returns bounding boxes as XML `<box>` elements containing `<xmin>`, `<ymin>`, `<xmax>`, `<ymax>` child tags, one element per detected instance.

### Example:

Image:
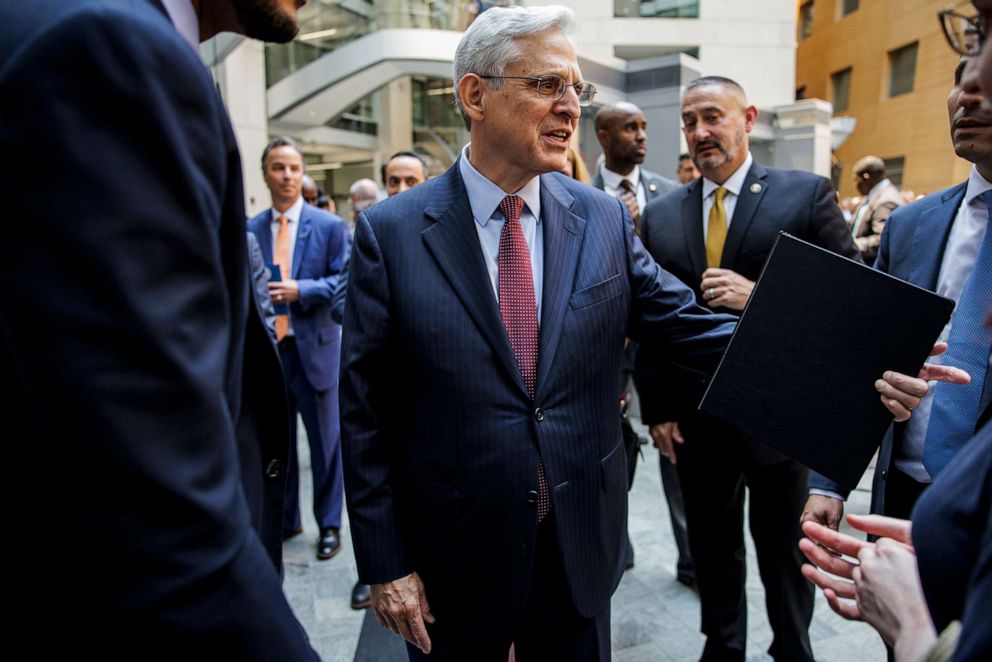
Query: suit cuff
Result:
<box><xmin>808</xmin><ymin>488</ymin><xmax>845</xmax><ymax>501</ymax></box>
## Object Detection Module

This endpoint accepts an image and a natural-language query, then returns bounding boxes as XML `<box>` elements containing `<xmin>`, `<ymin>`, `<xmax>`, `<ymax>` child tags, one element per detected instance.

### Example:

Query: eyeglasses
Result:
<box><xmin>478</xmin><ymin>74</ymin><xmax>598</xmax><ymax>106</ymax></box>
<box><xmin>939</xmin><ymin>0</ymin><xmax>986</xmax><ymax>56</ymax></box>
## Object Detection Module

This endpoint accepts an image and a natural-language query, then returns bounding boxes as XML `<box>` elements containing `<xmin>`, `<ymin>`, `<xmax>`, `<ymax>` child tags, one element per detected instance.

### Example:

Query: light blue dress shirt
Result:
<box><xmin>458</xmin><ymin>144</ymin><xmax>544</xmax><ymax>320</ymax></box>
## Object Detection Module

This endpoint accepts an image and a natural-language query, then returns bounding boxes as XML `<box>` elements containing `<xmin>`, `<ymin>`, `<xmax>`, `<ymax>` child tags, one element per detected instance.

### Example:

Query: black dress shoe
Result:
<box><xmin>350</xmin><ymin>581</ymin><xmax>371</xmax><ymax>610</ymax></box>
<box><xmin>316</xmin><ymin>528</ymin><xmax>341</xmax><ymax>560</ymax></box>
<box><xmin>282</xmin><ymin>526</ymin><xmax>304</xmax><ymax>542</ymax></box>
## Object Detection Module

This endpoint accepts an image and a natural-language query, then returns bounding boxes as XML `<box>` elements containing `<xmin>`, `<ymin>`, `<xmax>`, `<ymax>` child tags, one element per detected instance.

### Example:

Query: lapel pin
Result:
<box><xmin>649</xmin><ymin>183</ymin><xmax>658</xmax><ymax>193</ymax></box>
<box><xmin>750</xmin><ymin>183</ymin><xmax>762</xmax><ymax>194</ymax></box>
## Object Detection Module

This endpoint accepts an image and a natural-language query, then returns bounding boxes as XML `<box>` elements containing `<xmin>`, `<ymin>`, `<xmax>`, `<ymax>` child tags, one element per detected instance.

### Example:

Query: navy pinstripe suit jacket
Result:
<box><xmin>340</xmin><ymin>162</ymin><xmax>735</xmax><ymax>639</ymax></box>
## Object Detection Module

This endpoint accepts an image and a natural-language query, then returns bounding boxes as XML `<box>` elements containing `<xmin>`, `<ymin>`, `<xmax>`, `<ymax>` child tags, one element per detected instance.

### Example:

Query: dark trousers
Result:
<box><xmin>407</xmin><ymin>517</ymin><xmax>611</xmax><ymax>662</ymax></box>
<box><xmin>280</xmin><ymin>340</ymin><xmax>344</xmax><ymax>533</ymax></box>
<box><xmin>676</xmin><ymin>417</ymin><xmax>814</xmax><ymax>662</ymax></box>
<box><xmin>659</xmin><ymin>453</ymin><xmax>695</xmax><ymax>581</ymax></box>
<box><xmin>882</xmin><ymin>465</ymin><xmax>929</xmax><ymax>520</ymax></box>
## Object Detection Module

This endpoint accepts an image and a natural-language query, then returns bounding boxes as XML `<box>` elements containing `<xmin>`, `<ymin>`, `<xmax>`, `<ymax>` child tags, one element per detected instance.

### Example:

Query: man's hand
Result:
<box><xmin>650</xmin><ymin>422</ymin><xmax>684</xmax><ymax>464</ymax></box>
<box><xmin>371</xmin><ymin>572</ymin><xmax>435</xmax><ymax>654</ymax></box>
<box><xmin>268</xmin><ymin>278</ymin><xmax>301</xmax><ymax>304</ymax></box>
<box><xmin>700</xmin><ymin>268</ymin><xmax>755</xmax><ymax>311</ymax></box>
<box><xmin>800</xmin><ymin>494</ymin><xmax>844</xmax><ymax>530</ymax></box>
<box><xmin>877</xmin><ymin>342</ymin><xmax>971</xmax><ymax>421</ymax></box>
<box><xmin>854</xmin><ymin>539</ymin><xmax>936</xmax><ymax>654</ymax></box>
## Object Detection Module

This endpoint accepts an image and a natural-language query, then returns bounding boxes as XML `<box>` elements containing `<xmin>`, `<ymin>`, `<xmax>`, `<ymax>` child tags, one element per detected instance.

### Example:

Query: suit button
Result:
<box><xmin>526</xmin><ymin>490</ymin><xmax>539</xmax><ymax>503</ymax></box>
<box><xmin>534</xmin><ymin>408</ymin><xmax>544</xmax><ymax>422</ymax></box>
<box><xmin>265</xmin><ymin>459</ymin><xmax>281</xmax><ymax>478</ymax></box>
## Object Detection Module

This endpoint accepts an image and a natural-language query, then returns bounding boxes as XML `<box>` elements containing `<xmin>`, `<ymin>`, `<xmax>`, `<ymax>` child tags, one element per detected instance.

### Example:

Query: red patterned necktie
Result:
<box><xmin>497</xmin><ymin>195</ymin><xmax>550</xmax><ymax>522</ymax></box>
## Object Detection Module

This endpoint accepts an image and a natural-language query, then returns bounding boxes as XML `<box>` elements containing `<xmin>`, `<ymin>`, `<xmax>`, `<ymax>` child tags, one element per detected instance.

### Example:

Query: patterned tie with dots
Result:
<box><xmin>498</xmin><ymin>195</ymin><xmax>550</xmax><ymax>522</ymax></box>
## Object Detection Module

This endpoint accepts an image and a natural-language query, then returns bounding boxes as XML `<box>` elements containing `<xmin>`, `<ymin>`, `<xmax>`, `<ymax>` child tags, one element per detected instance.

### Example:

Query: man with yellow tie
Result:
<box><xmin>637</xmin><ymin>76</ymin><xmax>861</xmax><ymax>662</ymax></box>
<box><xmin>248</xmin><ymin>137</ymin><xmax>350</xmax><ymax>561</ymax></box>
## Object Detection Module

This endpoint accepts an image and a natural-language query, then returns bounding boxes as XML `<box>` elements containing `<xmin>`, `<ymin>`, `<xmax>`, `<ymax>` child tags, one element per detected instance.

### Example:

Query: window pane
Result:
<box><xmin>832</xmin><ymin>67</ymin><xmax>852</xmax><ymax>113</ymax></box>
<box><xmin>614</xmin><ymin>0</ymin><xmax>700</xmax><ymax>19</ymax></box>
<box><xmin>841</xmin><ymin>0</ymin><xmax>859</xmax><ymax>17</ymax></box>
<box><xmin>889</xmin><ymin>42</ymin><xmax>918</xmax><ymax>97</ymax></box>
<box><xmin>799</xmin><ymin>2</ymin><xmax>814</xmax><ymax>40</ymax></box>
<box><xmin>796</xmin><ymin>85</ymin><xmax>807</xmax><ymax>101</ymax></box>
<box><xmin>883</xmin><ymin>157</ymin><xmax>905</xmax><ymax>187</ymax></box>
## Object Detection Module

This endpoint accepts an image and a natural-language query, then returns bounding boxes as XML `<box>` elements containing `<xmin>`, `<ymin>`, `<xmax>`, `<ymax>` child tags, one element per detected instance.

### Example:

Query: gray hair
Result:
<box><xmin>453</xmin><ymin>5</ymin><xmax>577</xmax><ymax>130</ymax></box>
<box><xmin>349</xmin><ymin>178</ymin><xmax>379</xmax><ymax>213</ymax></box>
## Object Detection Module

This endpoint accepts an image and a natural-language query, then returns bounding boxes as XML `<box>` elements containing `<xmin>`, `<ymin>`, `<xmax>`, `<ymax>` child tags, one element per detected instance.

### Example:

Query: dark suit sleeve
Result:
<box><xmin>331</xmin><ymin>243</ymin><xmax>351</xmax><ymax>325</ymax></box>
<box><xmin>953</xmin><ymin>512</ymin><xmax>992</xmax><ymax>661</ymax></box>
<box><xmin>340</xmin><ymin>212</ymin><xmax>413</xmax><ymax>584</ymax></box>
<box><xmin>0</xmin><ymin>11</ymin><xmax>315</xmax><ymax>658</ymax></box>
<box><xmin>808</xmin><ymin>177</ymin><xmax>863</xmax><ymax>262</ymax></box>
<box><xmin>298</xmin><ymin>215</ymin><xmax>348</xmax><ymax>311</ymax></box>
<box><xmin>247</xmin><ymin>232</ymin><xmax>277</xmax><ymax>340</ymax></box>
<box><xmin>622</xmin><ymin>198</ymin><xmax>737</xmax><ymax>381</ymax></box>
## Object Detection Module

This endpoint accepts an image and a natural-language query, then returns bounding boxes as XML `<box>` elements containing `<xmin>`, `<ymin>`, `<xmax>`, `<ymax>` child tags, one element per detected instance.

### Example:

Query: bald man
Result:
<box><xmin>849</xmin><ymin>155</ymin><xmax>903</xmax><ymax>264</ymax></box>
<box><xmin>592</xmin><ymin>102</ymin><xmax>678</xmax><ymax>232</ymax></box>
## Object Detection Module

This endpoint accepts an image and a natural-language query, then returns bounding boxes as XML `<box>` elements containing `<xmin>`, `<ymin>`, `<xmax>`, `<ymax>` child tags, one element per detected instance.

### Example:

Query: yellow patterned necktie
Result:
<box><xmin>706</xmin><ymin>187</ymin><xmax>728</xmax><ymax>268</ymax></box>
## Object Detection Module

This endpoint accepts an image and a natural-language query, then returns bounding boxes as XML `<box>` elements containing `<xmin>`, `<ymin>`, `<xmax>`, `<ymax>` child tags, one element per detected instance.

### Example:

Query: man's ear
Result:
<box><xmin>458</xmin><ymin>74</ymin><xmax>486</xmax><ymax>125</ymax></box>
<box><xmin>743</xmin><ymin>105</ymin><xmax>758</xmax><ymax>134</ymax></box>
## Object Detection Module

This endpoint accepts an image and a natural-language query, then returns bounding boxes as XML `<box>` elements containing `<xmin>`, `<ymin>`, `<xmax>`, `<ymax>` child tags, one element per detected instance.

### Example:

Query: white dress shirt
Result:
<box><xmin>898</xmin><ymin>165</ymin><xmax>992</xmax><ymax>481</ymax></box>
<box><xmin>458</xmin><ymin>144</ymin><xmax>544</xmax><ymax>320</ymax></box>
<box><xmin>701</xmin><ymin>152</ymin><xmax>754</xmax><ymax>243</ymax></box>
<box><xmin>160</xmin><ymin>0</ymin><xmax>199</xmax><ymax>51</ymax></box>
<box><xmin>601</xmin><ymin>165</ymin><xmax>647</xmax><ymax>213</ymax></box>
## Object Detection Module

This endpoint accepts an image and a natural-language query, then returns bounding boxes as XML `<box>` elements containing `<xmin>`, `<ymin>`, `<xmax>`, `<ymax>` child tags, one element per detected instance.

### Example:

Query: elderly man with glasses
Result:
<box><xmin>338</xmin><ymin>5</ymin><xmax>739</xmax><ymax>660</ymax></box>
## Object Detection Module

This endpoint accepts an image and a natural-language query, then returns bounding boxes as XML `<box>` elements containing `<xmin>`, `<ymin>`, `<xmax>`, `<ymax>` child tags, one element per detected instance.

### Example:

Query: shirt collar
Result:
<box><xmin>271</xmin><ymin>196</ymin><xmax>305</xmax><ymax>224</ymax></box>
<box><xmin>702</xmin><ymin>152</ymin><xmax>753</xmax><ymax>200</ymax></box>
<box><xmin>160</xmin><ymin>0</ymin><xmax>199</xmax><ymax>51</ymax></box>
<box><xmin>866</xmin><ymin>178</ymin><xmax>893</xmax><ymax>200</ymax></box>
<box><xmin>458</xmin><ymin>144</ymin><xmax>542</xmax><ymax>227</ymax></box>
<box><xmin>601</xmin><ymin>165</ymin><xmax>641</xmax><ymax>192</ymax></box>
<box><xmin>963</xmin><ymin>165</ymin><xmax>992</xmax><ymax>209</ymax></box>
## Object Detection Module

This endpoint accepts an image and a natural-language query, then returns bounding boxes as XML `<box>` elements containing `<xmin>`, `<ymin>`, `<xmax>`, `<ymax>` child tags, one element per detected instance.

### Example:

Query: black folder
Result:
<box><xmin>698</xmin><ymin>233</ymin><xmax>955</xmax><ymax>491</ymax></box>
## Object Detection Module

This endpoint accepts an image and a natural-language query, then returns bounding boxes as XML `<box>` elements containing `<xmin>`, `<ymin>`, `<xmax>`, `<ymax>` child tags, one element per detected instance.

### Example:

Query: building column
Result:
<box><xmin>771</xmin><ymin>99</ymin><xmax>833</xmax><ymax>178</ymax></box>
<box><xmin>378</xmin><ymin>76</ymin><xmax>415</xmax><ymax>177</ymax></box>
<box><xmin>209</xmin><ymin>38</ymin><xmax>271</xmax><ymax>217</ymax></box>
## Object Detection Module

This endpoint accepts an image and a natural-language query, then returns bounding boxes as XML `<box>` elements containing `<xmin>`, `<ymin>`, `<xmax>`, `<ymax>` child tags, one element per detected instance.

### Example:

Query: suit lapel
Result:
<box><xmin>421</xmin><ymin>166</ymin><xmax>529</xmax><ymax>397</ymax></box>
<box><xmin>292</xmin><ymin>205</ymin><xmax>313</xmax><ymax>279</ymax></box>
<box><xmin>908</xmin><ymin>184</ymin><xmax>966</xmax><ymax>288</ymax></box>
<box><xmin>681</xmin><ymin>180</ymin><xmax>707</xmax><ymax>278</ymax></box>
<box><xmin>535</xmin><ymin>175</ymin><xmax>584</xmax><ymax>398</ymax></box>
<box><xmin>721</xmin><ymin>163</ymin><xmax>768</xmax><ymax>268</ymax></box>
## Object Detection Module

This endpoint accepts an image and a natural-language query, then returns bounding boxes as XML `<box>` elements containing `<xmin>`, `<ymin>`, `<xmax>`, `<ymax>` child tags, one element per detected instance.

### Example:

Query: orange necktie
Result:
<box><xmin>275</xmin><ymin>214</ymin><xmax>291</xmax><ymax>341</ymax></box>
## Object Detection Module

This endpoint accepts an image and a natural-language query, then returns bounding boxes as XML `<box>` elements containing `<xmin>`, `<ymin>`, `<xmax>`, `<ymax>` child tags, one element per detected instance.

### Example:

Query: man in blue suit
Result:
<box><xmin>249</xmin><ymin>137</ymin><xmax>350</xmax><ymax>561</ymax></box>
<box><xmin>804</xmin><ymin>56</ymin><xmax>990</xmax><ymax>526</ymax></box>
<box><xmin>0</xmin><ymin>0</ymin><xmax>317</xmax><ymax>658</ymax></box>
<box><xmin>340</xmin><ymin>8</ymin><xmax>736</xmax><ymax>660</ymax></box>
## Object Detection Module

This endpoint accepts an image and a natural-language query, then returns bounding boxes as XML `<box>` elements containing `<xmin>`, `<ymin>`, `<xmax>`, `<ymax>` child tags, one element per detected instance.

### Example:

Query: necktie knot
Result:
<box><xmin>714</xmin><ymin>186</ymin><xmax>728</xmax><ymax>203</ymax></box>
<box><xmin>500</xmin><ymin>195</ymin><xmax>525</xmax><ymax>225</ymax></box>
<box><xmin>620</xmin><ymin>179</ymin><xmax>635</xmax><ymax>194</ymax></box>
<box><xmin>278</xmin><ymin>214</ymin><xmax>289</xmax><ymax>228</ymax></box>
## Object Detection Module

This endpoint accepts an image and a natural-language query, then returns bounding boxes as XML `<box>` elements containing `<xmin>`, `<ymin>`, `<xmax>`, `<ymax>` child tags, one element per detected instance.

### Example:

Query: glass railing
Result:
<box><xmin>614</xmin><ymin>0</ymin><xmax>699</xmax><ymax>19</ymax></box>
<box><xmin>266</xmin><ymin>0</ymin><xmax>517</xmax><ymax>87</ymax></box>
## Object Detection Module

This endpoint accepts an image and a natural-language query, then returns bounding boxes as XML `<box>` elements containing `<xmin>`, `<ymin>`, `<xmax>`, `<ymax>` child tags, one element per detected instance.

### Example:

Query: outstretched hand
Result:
<box><xmin>877</xmin><ymin>342</ymin><xmax>970</xmax><ymax>422</ymax></box>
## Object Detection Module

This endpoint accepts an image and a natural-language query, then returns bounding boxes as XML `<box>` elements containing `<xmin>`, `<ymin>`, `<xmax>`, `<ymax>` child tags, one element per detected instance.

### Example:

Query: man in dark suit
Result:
<box><xmin>638</xmin><ymin>76</ymin><xmax>862</xmax><ymax>661</ymax></box>
<box><xmin>591</xmin><ymin>101</ymin><xmax>679</xmax><ymax>232</ymax></box>
<box><xmin>592</xmin><ymin>100</ymin><xmax>694</xmax><ymax>584</ymax></box>
<box><xmin>340</xmin><ymin>7</ymin><xmax>740</xmax><ymax>660</ymax></box>
<box><xmin>248</xmin><ymin>137</ymin><xmax>350</xmax><ymax>561</ymax></box>
<box><xmin>804</xmin><ymin>57</ymin><xmax>990</xmax><ymax>527</ymax></box>
<box><xmin>0</xmin><ymin>0</ymin><xmax>317</xmax><ymax>658</ymax></box>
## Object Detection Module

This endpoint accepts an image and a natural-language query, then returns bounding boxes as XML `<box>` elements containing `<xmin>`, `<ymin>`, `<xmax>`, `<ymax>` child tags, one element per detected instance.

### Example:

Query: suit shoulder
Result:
<box><xmin>888</xmin><ymin>183</ymin><xmax>965</xmax><ymax>224</ymax></box>
<box><xmin>644</xmin><ymin>182</ymin><xmax>688</xmax><ymax>215</ymax></box>
<box><xmin>761</xmin><ymin>166</ymin><xmax>829</xmax><ymax>190</ymax></box>
<box><xmin>307</xmin><ymin>206</ymin><xmax>347</xmax><ymax>228</ymax></box>
<box><xmin>1</xmin><ymin>0</ymin><xmax>195</xmax><ymax>68</ymax></box>
<box><xmin>641</xmin><ymin>169</ymin><xmax>679</xmax><ymax>192</ymax></box>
